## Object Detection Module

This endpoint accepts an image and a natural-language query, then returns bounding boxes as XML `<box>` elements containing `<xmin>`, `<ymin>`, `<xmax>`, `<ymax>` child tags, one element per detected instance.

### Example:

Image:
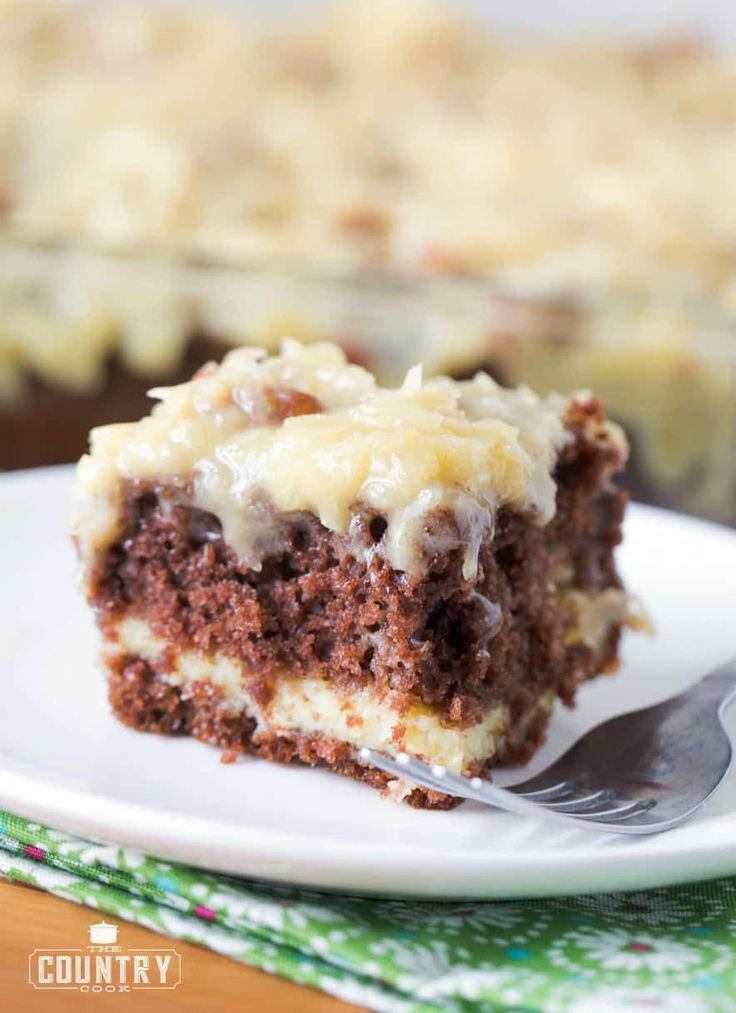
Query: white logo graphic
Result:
<box><xmin>29</xmin><ymin>922</ymin><xmax>181</xmax><ymax>992</ymax></box>
<box><xmin>88</xmin><ymin>921</ymin><xmax>119</xmax><ymax>945</ymax></box>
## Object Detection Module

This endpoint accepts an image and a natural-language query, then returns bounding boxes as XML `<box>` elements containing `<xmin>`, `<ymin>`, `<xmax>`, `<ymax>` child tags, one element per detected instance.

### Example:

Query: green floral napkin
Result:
<box><xmin>2</xmin><ymin>810</ymin><xmax>735</xmax><ymax>1012</ymax></box>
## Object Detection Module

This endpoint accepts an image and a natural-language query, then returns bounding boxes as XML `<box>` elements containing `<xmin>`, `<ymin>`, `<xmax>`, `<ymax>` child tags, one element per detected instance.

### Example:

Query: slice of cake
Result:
<box><xmin>73</xmin><ymin>340</ymin><xmax>636</xmax><ymax>808</ymax></box>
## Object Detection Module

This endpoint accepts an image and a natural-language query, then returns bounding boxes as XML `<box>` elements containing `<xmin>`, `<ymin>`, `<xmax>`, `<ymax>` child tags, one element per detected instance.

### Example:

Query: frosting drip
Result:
<box><xmin>74</xmin><ymin>340</ymin><xmax>570</xmax><ymax>578</ymax></box>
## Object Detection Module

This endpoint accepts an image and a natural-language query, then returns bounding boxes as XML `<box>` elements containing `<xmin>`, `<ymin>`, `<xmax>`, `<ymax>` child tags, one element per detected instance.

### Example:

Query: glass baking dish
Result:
<box><xmin>0</xmin><ymin>0</ymin><xmax>734</xmax><ymax>524</ymax></box>
<box><xmin>1</xmin><ymin>239</ymin><xmax>734</xmax><ymax>524</ymax></box>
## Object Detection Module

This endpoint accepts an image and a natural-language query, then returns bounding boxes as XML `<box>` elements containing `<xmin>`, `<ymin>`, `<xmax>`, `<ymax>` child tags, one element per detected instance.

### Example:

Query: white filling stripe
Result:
<box><xmin>113</xmin><ymin>617</ymin><xmax>554</xmax><ymax>773</ymax></box>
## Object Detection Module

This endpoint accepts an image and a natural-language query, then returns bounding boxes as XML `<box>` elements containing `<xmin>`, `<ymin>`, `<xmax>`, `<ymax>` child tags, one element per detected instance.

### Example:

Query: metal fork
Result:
<box><xmin>361</xmin><ymin>659</ymin><xmax>736</xmax><ymax>834</ymax></box>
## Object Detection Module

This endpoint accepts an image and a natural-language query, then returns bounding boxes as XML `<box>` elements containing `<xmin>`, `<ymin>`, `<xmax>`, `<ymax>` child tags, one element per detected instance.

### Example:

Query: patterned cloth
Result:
<box><xmin>1</xmin><ymin>810</ymin><xmax>735</xmax><ymax>1012</ymax></box>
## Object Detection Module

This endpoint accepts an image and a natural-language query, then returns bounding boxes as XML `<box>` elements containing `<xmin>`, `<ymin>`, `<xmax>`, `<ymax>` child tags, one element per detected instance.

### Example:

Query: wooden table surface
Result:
<box><xmin>0</xmin><ymin>879</ymin><xmax>360</xmax><ymax>1013</ymax></box>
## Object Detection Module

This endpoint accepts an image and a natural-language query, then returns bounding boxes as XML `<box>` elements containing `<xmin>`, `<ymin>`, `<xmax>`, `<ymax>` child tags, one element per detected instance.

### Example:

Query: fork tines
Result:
<box><xmin>359</xmin><ymin>749</ymin><xmax>655</xmax><ymax>829</ymax></box>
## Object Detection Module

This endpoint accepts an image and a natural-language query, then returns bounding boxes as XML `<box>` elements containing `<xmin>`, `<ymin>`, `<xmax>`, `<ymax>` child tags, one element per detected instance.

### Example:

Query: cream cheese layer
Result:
<box><xmin>112</xmin><ymin>617</ymin><xmax>555</xmax><ymax>774</ymax></box>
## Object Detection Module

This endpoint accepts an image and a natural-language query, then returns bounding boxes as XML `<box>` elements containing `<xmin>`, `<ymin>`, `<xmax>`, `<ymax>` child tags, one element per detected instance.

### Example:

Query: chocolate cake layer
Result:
<box><xmin>91</xmin><ymin>398</ymin><xmax>626</xmax><ymax>729</ymax></box>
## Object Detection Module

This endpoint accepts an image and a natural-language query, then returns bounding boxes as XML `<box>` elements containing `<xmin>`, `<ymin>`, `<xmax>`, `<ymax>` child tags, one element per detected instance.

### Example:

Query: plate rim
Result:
<box><xmin>6</xmin><ymin>761</ymin><xmax>736</xmax><ymax>900</ymax></box>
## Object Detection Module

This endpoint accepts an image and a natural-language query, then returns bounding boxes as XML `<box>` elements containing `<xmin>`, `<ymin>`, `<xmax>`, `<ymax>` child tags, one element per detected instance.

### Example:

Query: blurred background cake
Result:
<box><xmin>1</xmin><ymin>0</ymin><xmax>734</xmax><ymax>523</ymax></box>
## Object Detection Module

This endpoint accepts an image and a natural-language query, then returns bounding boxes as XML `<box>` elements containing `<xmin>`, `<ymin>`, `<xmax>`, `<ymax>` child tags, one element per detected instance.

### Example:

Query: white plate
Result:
<box><xmin>1</xmin><ymin>466</ymin><xmax>736</xmax><ymax>899</ymax></box>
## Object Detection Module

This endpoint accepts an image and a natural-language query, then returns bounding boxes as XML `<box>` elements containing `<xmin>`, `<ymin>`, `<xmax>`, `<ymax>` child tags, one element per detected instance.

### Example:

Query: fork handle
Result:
<box><xmin>701</xmin><ymin>658</ymin><xmax>736</xmax><ymax>713</ymax></box>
